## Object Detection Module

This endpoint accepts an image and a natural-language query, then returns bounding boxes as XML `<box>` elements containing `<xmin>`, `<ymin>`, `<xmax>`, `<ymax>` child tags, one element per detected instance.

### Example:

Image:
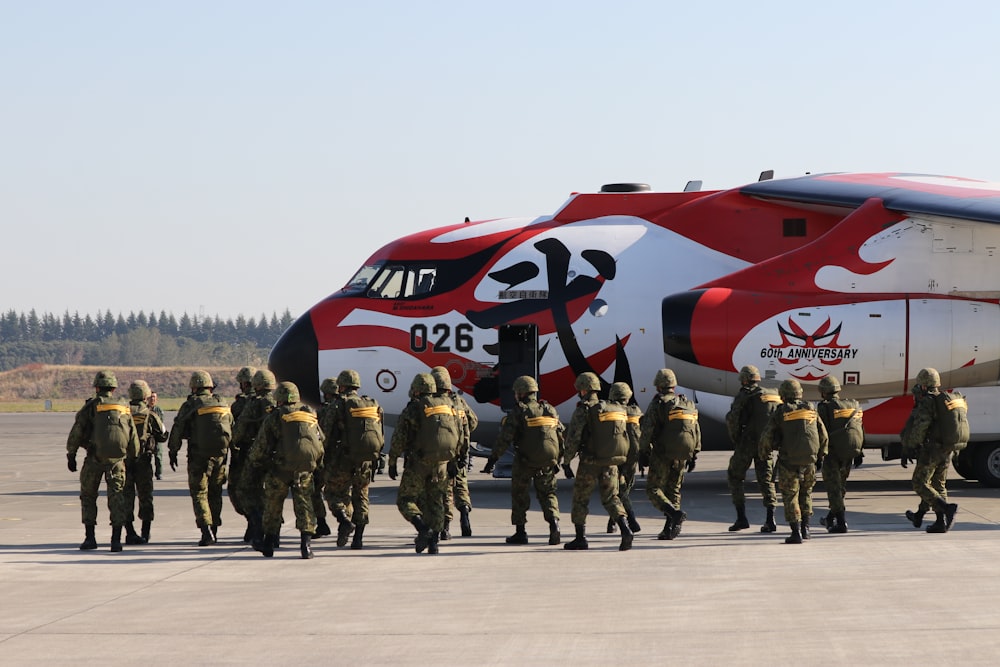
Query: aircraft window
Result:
<box><xmin>364</xmin><ymin>264</ymin><xmax>437</xmax><ymax>299</ymax></box>
<box><xmin>783</xmin><ymin>218</ymin><xmax>807</xmax><ymax>237</ymax></box>
<box><xmin>342</xmin><ymin>263</ymin><xmax>384</xmax><ymax>294</ymax></box>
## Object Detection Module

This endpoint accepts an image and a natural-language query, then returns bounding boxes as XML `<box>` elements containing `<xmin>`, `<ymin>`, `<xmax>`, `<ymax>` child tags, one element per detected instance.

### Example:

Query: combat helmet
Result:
<box><xmin>337</xmin><ymin>369</ymin><xmax>361</xmax><ymax>389</ymax></box>
<box><xmin>574</xmin><ymin>372</ymin><xmax>601</xmax><ymax>392</ymax></box>
<box><xmin>275</xmin><ymin>381</ymin><xmax>300</xmax><ymax>404</ymax></box>
<box><xmin>739</xmin><ymin>365</ymin><xmax>761</xmax><ymax>384</ymax></box>
<box><xmin>411</xmin><ymin>373</ymin><xmax>436</xmax><ymax>396</ymax></box>
<box><xmin>320</xmin><ymin>377</ymin><xmax>339</xmax><ymax>396</ymax></box>
<box><xmin>430</xmin><ymin>366</ymin><xmax>452</xmax><ymax>392</ymax></box>
<box><xmin>818</xmin><ymin>376</ymin><xmax>841</xmax><ymax>395</ymax></box>
<box><xmin>93</xmin><ymin>370</ymin><xmax>118</xmax><ymax>389</ymax></box>
<box><xmin>610</xmin><ymin>381</ymin><xmax>633</xmax><ymax>403</ymax></box>
<box><xmin>512</xmin><ymin>375</ymin><xmax>538</xmax><ymax>395</ymax></box>
<box><xmin>128</xmin><ymin>380</ymin><xmax>151</xmax><ymax>401</ymax></box>
<box><xmin>654</xmin><ymin>368</ymin><xmax>677</xmax><ymax>390</ymax></box>
<box><xmin>189</xmin><ymin>370</ymin><xmax>214</xmax><ymax>391</ymax></box>
<box><xmin>252</xmin><ymin>369</ymin><xmax>276</xmax><ymax>391</ymax></box>
<box><xmin>916</xmin><ymin>367</ymin><xmax>941</xmax><ymax>388</ymax></box>
<box><xmin>779</xmin><ymin>379</ymin><xmax>803</xmax><ymax>402</ymax></box>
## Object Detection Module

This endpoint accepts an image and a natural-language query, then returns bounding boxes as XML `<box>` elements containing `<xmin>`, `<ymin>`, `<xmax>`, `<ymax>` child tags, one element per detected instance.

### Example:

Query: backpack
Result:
<box><xmin>653</xmin><ymin>394</ymin><xmax>699</xmax><ymax>461</ymax></box>
<box><xmin>92</xmin><ymin>398</ymin><xmax>132</xmax><ymax>461</ymax></box>
<box><xmin>341</xmin><ymin>394</ymin><xmax>385</xmax><ymax>464</ymax></box>
<box><xmin>818</xmin><ymin>398</ymin><xmax>864</xmax><ymax>460</ymax></box>
<box><xmin>777</xmin><ymin>401</ymin><xmax>822</xmax><ymax>466</ymax></box>
<box><xmin>192</xmin><ymin>395</ymin><xmax>232</xmax><ymax>457</ymax></box>
<box><xmin>130</xmin><ymin>403</ymin><xmax>157</xmax><ymax>455</ymax></box>
<box><xmin>933</xmin><ymin>391</ymin><xmax>970</xmax><ymax>452</ymax></box>
<box><xmin>515</xmin><ymin>400</ymin><xmax>562</xmax><ymax>468</ymax></box>
<box><xmin>414</xmin><ymin>395</ymin><xmax>461</xmax><ymax>464</ymax></box>
<box><xmin>276</xmin><ymin>406</ymin><xmax>324</xmax><ymax>473</ymax></box>
<box><xmin>746</xmin><ymin>389</ymin><xmax>782</xmax><ymax>445</ymax></box>
<box><xmin>585</xmin><ymin>400</ymin><xmax>629</xmax><ymax>465</ymax></box>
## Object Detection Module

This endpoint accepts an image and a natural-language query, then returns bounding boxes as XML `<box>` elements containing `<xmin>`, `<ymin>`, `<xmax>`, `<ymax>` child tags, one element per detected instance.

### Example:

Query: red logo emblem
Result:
<box><xmin>767</xmin><ymin>316</ymin><xmax>858</xmax><ymax>381</ymax></box>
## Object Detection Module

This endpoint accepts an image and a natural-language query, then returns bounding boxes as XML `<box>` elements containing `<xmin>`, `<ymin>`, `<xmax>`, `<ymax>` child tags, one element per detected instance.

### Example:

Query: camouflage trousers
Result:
<box><xmin>124</xmin><ymin>453</ymin><xmax>155</xmax><ymax>522</ymax></box>
<box><xmin>262</xmin><ymin>469</ymin><xmax>317</xmax><ymax>534</ymax></box>
<box><xmin>646</xmin><ymin>457</ymin><xmax>686</xmax><ymax>513</ymax></box>
<box><xmin>227</xmin><ymin>447</ymin><xmax>248</xmax><ymax>516</ymax></box>
<box><xmin>79</xmin><ymin>455</ymin><xmax>128</xmax><ymax>527</ymax></box>
<box><xmin>325</xmin><ymin>460</ymin><xmax>373</xmax><ymax>525</ymax></box>
<box><xmin>618</xmin><ymin>463</ymin><xmax>637</xmax><ymax>514</ymax></box>
<box><xmin>312</xmin><ymin>465</ymin><xmax>328</xmax><ymax>521</ymax></box>
<box><xmin>187</xmin><ymin>455</ymin><xmax>227</xmax><ymax>529</ymax></box>
<box><xmin>396</xmin><ymin>462</ymin><xmax>450</xmax><ymax>532</ymax></box>
<box><xmin>912</xmin><ymin>447</ymin><xmax>953</xmax><ymax>511</ymax></box>
<box><xmin>727</xmin><ymin>441</ymin><xmax>777</xmax><ymax>508</ymax></box>
<box><xmin>509</xmin><ymin>459</ymin><xmax>560</xmax><ymax>525</ymax></box>
<box><xmin>570</xmin><ymin>461</ymin><xmax>625</xmax><ymax>527</ymax></box>
<box><xmin>776</xmin><ymin>461</ymin><xmax>816</xmax><ymax>524</ymax></box>
<box><xmin>236</xmin><ymin>459</ymin><xmax>265</xmax><ymax>517</ymax></box>
<box><xmin>154</xmin><ymin>442</ymin><xmax>164</xmax><ymax>478</ymax></box>
<box><xmin>822</xmin><ymin>454</ymin><xmax>853</xmax><ymax>514</ymax></box>
<box><xmin>445</xmin><ymin>464</ymin><xmax>472</xmax><ymax>520</ymax></box>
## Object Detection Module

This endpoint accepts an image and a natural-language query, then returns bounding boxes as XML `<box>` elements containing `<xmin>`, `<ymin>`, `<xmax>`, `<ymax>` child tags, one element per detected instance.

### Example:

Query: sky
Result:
<box><xmin>3</xmin><ymin>1</ymin><xmax>1000</xmax><ymax>322</ymax></box>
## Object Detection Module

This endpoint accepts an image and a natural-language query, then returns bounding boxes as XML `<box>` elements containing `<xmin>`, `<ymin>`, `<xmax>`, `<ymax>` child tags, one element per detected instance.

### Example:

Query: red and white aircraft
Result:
<box><xmin>269</xmin><ymin>172</ymin><xmax>1000</xmax><ymax>486</ymax></box>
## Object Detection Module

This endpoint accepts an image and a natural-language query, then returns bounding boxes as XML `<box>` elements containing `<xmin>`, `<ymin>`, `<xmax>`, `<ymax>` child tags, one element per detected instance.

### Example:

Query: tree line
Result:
<box><xmin>0</xmin><ymin>308</ymin><xmax>294</xmax><ymax>371</ymax></box>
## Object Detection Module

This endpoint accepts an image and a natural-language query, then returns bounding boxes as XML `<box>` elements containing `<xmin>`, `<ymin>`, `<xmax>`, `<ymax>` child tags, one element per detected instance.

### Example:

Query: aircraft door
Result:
<box><xmin>497</xmin><ymin>324</ymin><xmax>539</xmax><ymax>412</ymax></box>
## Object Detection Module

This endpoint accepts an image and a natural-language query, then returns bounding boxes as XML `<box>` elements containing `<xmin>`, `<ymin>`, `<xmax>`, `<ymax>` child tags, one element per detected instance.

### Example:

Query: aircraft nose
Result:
<box><xmin>661</xmin><ymin>289</ymin><xmax>706</xmax><ymax>364</ymax></box>
<box><xmin>268</xmin><ymin>310</ymin><xmax>321</xmax><ymax>406</ymax></box>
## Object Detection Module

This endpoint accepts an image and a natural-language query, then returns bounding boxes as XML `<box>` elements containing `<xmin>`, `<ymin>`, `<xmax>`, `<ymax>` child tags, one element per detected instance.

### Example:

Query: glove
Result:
<box><xmin>169</xmin><ymin>452</ymin><xmax>178</xmax><ymax>471</ymax></box>
<box><xmin>853</xmin><ymin>451</ymin><xmax>865</xmax><ymax>468</ymax></box>
<box><xmin>481</xmin><ymin>457</ymin><xmax>496</xmax><ymax>474</ymax></box>
<box><xmin>686</xmin><ymin>455</ymin><xmax>697</xmax><ymax>473</ymax></box>
<box><xmin>562</xmin><ymin>464</ymin><xmax>575</xmax><ymax>480</ymax></box>
<box><xmin>388</xmin><ymin>462</ymin><xmax>398</xmax><ymax>480</ymax></box>
<box><xmin>447</xmin><ymin>460</ymin><xmax>459</xmax><ymax>478</ymax></box>
<box><xmin>67</xmin><ymin>454</ymin><xmax>77</xmax><ymax>473</ymax></box>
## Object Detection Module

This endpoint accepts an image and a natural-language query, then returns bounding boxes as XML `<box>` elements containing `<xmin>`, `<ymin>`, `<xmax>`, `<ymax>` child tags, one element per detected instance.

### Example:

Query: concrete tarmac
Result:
<box><xmin>1</xmin><ymin>412</ymin><xmax>999</xmax><ymax>666</ymax></box>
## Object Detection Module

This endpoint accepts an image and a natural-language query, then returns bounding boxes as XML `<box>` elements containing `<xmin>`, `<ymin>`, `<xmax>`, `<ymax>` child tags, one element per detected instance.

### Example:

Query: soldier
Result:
<box><xmin>482</xmin><ymin>375</ymin><xmax>564</xmax><ymax>545</ymax></box>
<box><xmin>609</xmin><ymin>382</ymin><xmax>642</xmax><ymax>535</ymax></box>
<box><xmin>901</xmin><ymin>368</ymin><xmax>968</xmax><ymax>533</ymax></box>
<box><xmin>638</xmin><ymin>369</ymin><xmax>698</xmax><ymax>540</ymax></box>
<box><xmin>249</xmin><ymin>382</ymin><xmax>325</xmax><ymax>559</ymax></box>
<box><xmin>321</xmin><ymin>370</ymin><xmax>384</xmax><ymax>550</ymax></box>
<box><xmin>231</xmin><ymin>369</ymin><xmax>277</xmax><ymax>547</ymax></box>
<box><xmin>66</xmin><ymin>370</ymin><xmax>141</xmax><ymax>552</ymax></box>
<box><xmin>168</xmin><ymin>371</ymin><xmax>234</xmax><ymax>546</ymax></box>
<box><xmin>123</xmin><ymin>380</ymin><xmax>167</xmax><ymax>545</ymax></box>
<box><xmin>387</xmin><ymin>373</ymin><xmax>461</xmax><ymax>555</ymax></box>
<box><xmin>310</xmin><ymin>377</ymin><xmax>341</xmax><ymax>540</ymax></box>
<box><xmin>563</xmin><ymin>373</ymin><xmax>635</xmax><ymax>551</ymax></box>
<box><xmin>147</xmin><ymin>391</ymin><xmax>166</xmax><ymax>480</ymax></box>
<box><xmin>816</xmin><ymin>376</ymin><xmax>864</xmax><ymax>534</ymax></box>
<box><xmin>759</xmin><ymin>379</ymin><xmax>829</xmax><ymax>544</ymax></box>
<box><xmin>725</xmin><ymin>365</ymin><xmax>781</xmax><ymax>533</ymax></box>
<box><xmin>430</xmin><ymin>365</ymin><xmax>478</xmax><ymax>539</ymax></box>
<box><xmin>231</xmin><ymin>366</ymin><xmax>257</xmax><ymax>423</ymax></box>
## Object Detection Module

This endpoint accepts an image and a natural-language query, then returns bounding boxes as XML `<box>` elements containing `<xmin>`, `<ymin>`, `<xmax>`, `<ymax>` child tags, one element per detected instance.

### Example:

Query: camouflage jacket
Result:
<box><xmin>66</xmin><ymin>390</ymin><xmax>142</xmax><ymax>462</ymax></box>
<box><xmin>563</xmin><ymin>392</ymin><xmax>599</xmax><ymax>463</ymax></box>
<box><xmin>231</xmin><ymin>391</ymin><xmax>276</xmax><ymax>451</ymax></box>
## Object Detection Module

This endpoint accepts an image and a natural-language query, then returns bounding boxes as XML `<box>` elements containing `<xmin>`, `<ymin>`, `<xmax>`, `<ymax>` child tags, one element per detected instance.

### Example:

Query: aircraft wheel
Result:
<box><xmin>952</xmin><ymin>450</ymin><xmax>976</xmax><ymax>480</ymax></box>
<box><xmin>972</xmin><ymin>443</ymin><xmax>1000</xmax><ymax>488</ymax></box>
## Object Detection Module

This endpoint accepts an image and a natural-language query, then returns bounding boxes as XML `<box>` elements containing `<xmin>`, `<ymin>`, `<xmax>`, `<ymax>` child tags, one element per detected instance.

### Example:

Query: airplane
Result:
<box><xmin>268</xmin><ymin>171</ymin><xmax>1000</xmax><ymax>487</ymax></box>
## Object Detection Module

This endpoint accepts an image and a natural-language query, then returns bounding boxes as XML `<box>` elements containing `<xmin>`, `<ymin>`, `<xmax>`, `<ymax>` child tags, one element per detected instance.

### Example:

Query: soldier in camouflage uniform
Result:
<box><xmin>387</xmin><ymin>373</ymin><xmax>455</xmax><ymax>555</ymax></box>
<box><xmin>608</xmin><ymin>382</ymin><xmax>642</xmax><ymax>535</ymax></box>
<box><xmin>483</xmin><ymin>375</ymin><xmax>564</xmax><ymax>545</ymax></box>
<box><xmin>228</xmin><ymin>366</ymin><xmax>258</xmax><ymax>524</ymax></box>
<box><xmin>816</xmin><ymin>376</ymin><xmax>864</xmax><ymax>534</ymax></box>
<box><xmin>321</xmin><ymin>370</ymin><xmax>384</xmax><ymax>549</ymax></box>
<box><xmin>147</xmin><ymin>391</ymin><xmax>166</xmax><ymax>480</ymax></box>
<box><xmin>901</xmin><ymin>368</ymin><xmax>964</xmax><ymax>533</ymax></box>
<box><xmin>563</xmin><ymin>373</ymin><xmax>635</xmax><ymax>551</ymax></box>
<box><xmin>66</xmin><ymin>370</ymin><xmax>141</xmax><ymax>552</ymax></box>
<box><xmin>231</xmin><ymin>369</ymin><xmax>277</xmax><ymax>548</ymax></box>
<box><xmin>759</xmin><ymin>379</ymin><xmax>829</xmax><ymax>544</ymax></box>
<box><xmin>725</xmin><ymin>365</ymin><xmax>780</xmax><ymax>533</ymax></box>
<box><xmin>123</xmin><ymin>380</ymin><xmax>167</xmax><ymax>545</ymax></box>
<box><xmin>231</xmin><ymin>366</ymin><xmax>257</xmax><ymax>423</ymax></box>
<box><xmin>639</xmin><ymin>369</ymin><xmax>697</xmax><ymax>540</ymax></box>
<box><xmin>310</xmin><ymin>377</ymin><xmax>341</xmax><ymax>540</ymax></box>
<box><xmin>249</xmin><ymin>382</ymin><xmax>324</xmax><ymax>559</ymax></box>
<box><xmin>430</xmin><ymin>366</ymin><xmax>478</xmax><ymax>539</ymax></box>
<box><xmin>168</xmin><ymin>371</ymin><xmax>234</xmax><ymax>546</ymax></box>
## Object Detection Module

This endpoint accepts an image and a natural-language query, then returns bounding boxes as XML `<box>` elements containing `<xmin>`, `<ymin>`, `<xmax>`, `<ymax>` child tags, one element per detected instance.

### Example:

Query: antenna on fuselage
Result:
<box><xmin>683</xmin><ymin>180</ymin><xmax>703</xmax><ymax>192</ymax></box>
<box><xmin>759</xmin><ymin>170</ymin><xmax>774</xmax><ymax>181</ymax></box>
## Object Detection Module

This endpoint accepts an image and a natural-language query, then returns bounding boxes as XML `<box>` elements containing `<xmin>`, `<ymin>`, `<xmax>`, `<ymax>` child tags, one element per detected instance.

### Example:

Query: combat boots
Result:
<box><xmin>616</xmin><ymin>516</ymin><xmax>634</xmax><ymax>551</ymax></box>
<box><xmin>943</xmin><ymin>500</ymin><xmax>959</xmax><ymax>530</ymax></box>
<box><xmin>243</xmin><ymin>519</ymin><xmax>253</xmax><ymax>543</ymax></box>
<box><xmin>821</xmin><ymin>511</ymin><xmax>834</xmax><ymax>531</ymax></box>
<box><xmin>333</xmin><ymin>509</ymin><xmax>354</xmax><ymax>547</ymax></box>
<box><xmin>351</xmin><ymin>524</ymin><xmax>365</xmax><ymax>550</ymax></box>
<box><xmin>410</xmin><ymin>515</ymin><xmax>433</xmax><ymax>553</ymax></box>
<box><xmin>831</xmin><ymin>512</ymin><xmax>848</xmax><ymax>534</ymax></box>
<box><xmin>760</xmin><ymin>506</ymin><xmax>777</xmax><ymax>533</ymax></box>
<box><xmin>785</xmin><ymin>522</ymin><xmax>803</xmax><ymax>544</ymax></box>
<box><xmin>505</xmin><ymin>524</ymin><xmax>528</xmax><ymax>545</ymax></box>
<box><xmin>547</xmin><ymin>517</ymin><xmax>561</xmax><ymax>545</ymax></box>
<box><xmin>300</xmin><ymin>531</ymin><xmax>314</xmax><ymax>559</ymax></box>
<box><xmin>800</xmin><ymin>518</ymin><xmax>810</xmax><ymax>540</ymax></box>
<box><xmin>729</xmin><ymin>504</ymin><xmax>750</xmax><ymax>531</ymax></box>
<box><xmin>261</xmin><ymin>533</ymin><xmax>275</xmax><ymax>557</ymax></box>
<box><xmin>110</xmin><ymin>525</ymin><xmax>123</xmax><ymax>552</ymax></box>
<box><xmin>210</xmin><ymin>525</ymin><xmax>218</xmax><ymax>541</ymax></box>
<box><xmin>140</xmin><ymin>519</ymin><xmax>151</xmax><ymax>543</ymax></box>
<box><xmin>125</xmin><ymin>522</ymin><xmax>144</xmax><ymax>545</ymax></box>
<box><xmin>905</xmin><ymin>508</ymin><xmax>926</xmax><ymax>528</ymax></box>
<box><xmin>198</xmin><ymin>525</ymin><xmax>215</xmax><ymax>547</ymax></box>
<box><xmin>314</xmin><ymin>516</ymin><xmax>332</xmax><ymax>539</ymax></box>
<box><xmin>459</xmin><ymin>504</ymin><xmax>472</xmax><ymax>537</ymax></box>
<box><xmin>79</xmin><ymin>523</ymin><xmax>98</xmax><ymax>551</ymax></box>
<box><xmin>249</xmin><ymin>512</ymin><xmax>265</xmax><ymax>551</ymax></box>
<box><xmin>658</xmin><ymin>516</ymin><xmax>674</xmax><ymax>540</ymax></box>
<box><xmin>439</xmin><ymin>520</ymin><xmax>452</xmax><ymax>541</ymax></box>
<box><xmin>606</xmin><ymin>517</ymin><xmax>616</xmax><ymax>533</ymax></box>
<box><xmin>626</xmin><ymin>509</ymin><xmax>641</xmax><ymax>533</ymax></box>
<box><xmin>564</xmin><ymin>524</ymin><xmax>589</xmax><ymax>550</ymax></box>
<box><xmin>427</xmin><ymin>533</ymin><xmax>440</xmax><ymax>555</ymax></box>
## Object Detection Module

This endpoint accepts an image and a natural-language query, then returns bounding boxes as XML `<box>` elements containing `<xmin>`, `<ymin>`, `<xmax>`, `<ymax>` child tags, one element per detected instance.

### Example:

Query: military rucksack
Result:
<box><xmin>652</xmin><ymin>394</ymin><xmax>699</xmax><ymax>461</ymax></box>
<box><xmin>777</xmin><ymin>401</ymin><xmax>822</xmax><ymax>466</ymax></box>
<box><xmin>747</xmin><ymin>388</ymin><xmax>782</xmax><ymax>444</ymax></box>
<box><xmin>933</xmin><ymin>391</ymin><xmax>970</xmax><ymax>451</ymax></box>
<box><xmin>92</xmin><ymin>397</ymin><xmax>132</xmax><ymax>461</ymax></box>
<box><xmin>818</xmin><ymin>398</ymin><xmax>864</xmax><ymax>460</ymax></box>
<box><xmin>129</xmin><ymin>403</ymin><xmax>157</xmax><ymax>455</ymax></box>
<box><xmin>191</xmin><ymin>394</ymin><xmax>232</xmax><ymax>457</ymax></box>
<box><xmin>414</xmin><ymin>394</ymin><xmax>461</xmax><ymax>464</ymax></box>
<box><xmin>340</xmin><ymin>394</ymin><xmax>384</xmax><ymax>464</ymax></box>
<box><xmin>585</xmin><ymin>400</ymin><xmax>629</xmax><ymax>465</ymax></box>
<box><xmin>515</xmin><ymin>400</ymin><xmax>562</xmax><ymax>468</ymax></box>
<box><xmin>276</xmin><ymin>405</ymin><xmax>324</xmax><ymax>473</ymax></box>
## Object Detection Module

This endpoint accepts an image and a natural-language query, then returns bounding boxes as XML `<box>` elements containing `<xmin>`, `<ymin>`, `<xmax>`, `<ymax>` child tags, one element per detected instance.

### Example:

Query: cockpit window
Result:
<box><xmin>342</xmin><ymin>263</ymin><xmax>384</xmax><ymax>294</ymax></box>
<box><xmin>362</xmin><ymin>264</ymin><xmax>438</xmax><ymax>299</ymax></box>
